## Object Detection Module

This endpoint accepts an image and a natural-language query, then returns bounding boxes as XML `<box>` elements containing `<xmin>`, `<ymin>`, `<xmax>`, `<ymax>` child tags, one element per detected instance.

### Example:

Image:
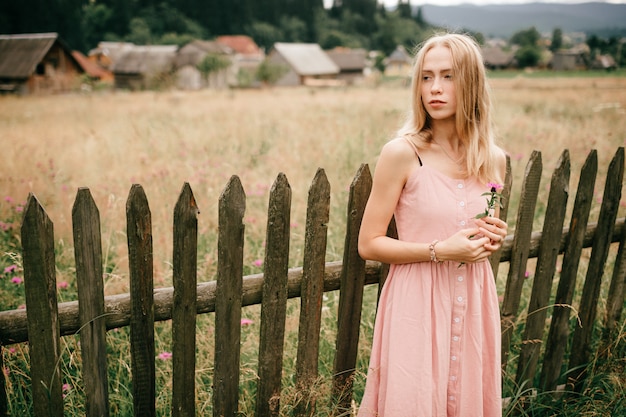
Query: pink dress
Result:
<box><xmin>357</xmin><ymin>144</ymin><xmax>502</xmax><ymax>417</ymax></box>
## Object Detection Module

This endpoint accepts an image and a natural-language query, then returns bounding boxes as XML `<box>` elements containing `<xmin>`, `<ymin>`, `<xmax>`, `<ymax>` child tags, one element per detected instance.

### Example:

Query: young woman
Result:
<box><xmin>357</xmin><ymin>33</ymin><xmax>508</xmax><ymax>417</ymax></box>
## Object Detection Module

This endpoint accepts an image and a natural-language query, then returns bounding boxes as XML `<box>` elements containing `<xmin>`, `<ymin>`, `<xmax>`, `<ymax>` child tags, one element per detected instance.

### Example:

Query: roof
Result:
<box><xmin>111</xmin><ymin>45</ymin><xmax>178</xmax><ymax>74</ymax></box>
<box><xmin>0</xmin><ymin>32</ymin><xmax>78</xmax><ymax>79</ymax></box>
<box><xmin>71</xmin><ymin>50</ymin><xmax>111</xmax><ymax>79</ymax></box>
<box><xmin>216</xmin><ymin>35</ymin><xmax>263</xmax><ymax>56</ymax></box>
<box><xmin>176</xmin><ymin>40</ymin><xmax>232</xmax><ymax>67</ymax></box>
<box><xmin>272</xmin><ymin>43</ymin><xmax>339</xmax><ymax>76</ymax></box>
<box><xmin>386</xmin><ymin>45</ymin><xmax>412</xmax><ymax>64</ymax></box>
<box><xmin>481</xmin><ymin>46</ymin><xmax>515</xmax><ymax>67</ymax></box>
<box><xmin>326</xmin><ymin>47</ymin><xmax>367</xmax><ymax>71</ymax></box>
<box><xmin>88</xmin><ymin>41</ymin><xmax>135</xmax><ymax>62</ymax></box>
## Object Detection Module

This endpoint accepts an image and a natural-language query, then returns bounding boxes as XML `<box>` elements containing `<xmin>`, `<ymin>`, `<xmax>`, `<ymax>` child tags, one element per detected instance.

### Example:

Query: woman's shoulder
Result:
<box><xmin>381</xmin><ymin>136</ymin><xmax>419</xmax><ymax>158</ymax></box>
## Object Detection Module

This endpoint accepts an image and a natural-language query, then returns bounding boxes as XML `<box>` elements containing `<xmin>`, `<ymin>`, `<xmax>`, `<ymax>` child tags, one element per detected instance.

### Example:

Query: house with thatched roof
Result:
<box><xmin>384</xmin><ymin>45</ymin><xmax>412</xmax><ymax>77</ymax></box>
<box><xmin>0</xmin><ymin>32</ymin><xmax>83</xmax><ymax>94</ymax></box>
<box><xmin>268</xmin><ymin>42</ymin><xmax>340</xmax><ymax>87</ymax></box>
<box><xmin>88</xmin><ymin>41</ymin><xmax>135</xmax><ymax>71</ymax></box>
<box><xmin>111</xmin><ymin>45</ymin><xmax>178</xmax><ymax>90</ymax></box>
<box><xmin>326</xmin><ymin>47</ymin><xmax>368</xmax><ymax>85</ymax></box>
<box><xmin>175</xmin><ymin>40</ymin><xmax>233</xmax><ymax>90</ymax></box>
<box><xmin>481</xmin><ymin>46</ymin><xmax>516</xmax><ymax>70</ymax></box>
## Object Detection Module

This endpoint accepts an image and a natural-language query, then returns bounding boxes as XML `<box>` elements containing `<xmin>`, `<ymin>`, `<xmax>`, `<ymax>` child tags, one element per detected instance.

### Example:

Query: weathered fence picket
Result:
<box><xmin>0</xmin><ymin>148</ymin><xmax>625</xmax><ymax>417</ymax></box>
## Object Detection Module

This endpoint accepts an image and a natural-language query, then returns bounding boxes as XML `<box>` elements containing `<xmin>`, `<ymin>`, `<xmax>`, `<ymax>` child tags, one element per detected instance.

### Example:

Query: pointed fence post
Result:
<box><xmin>294</xmin><ymin>168</ymin><xmax>331</xmax><ymax>417</ymax></box>
<box><xmin>73</xmin><ymin>188</ymin><xmax>109</xmax><ymax>417</ymax></box>
<box><xmin>501</xmin><ymin>150</ymin><xmax>542</xmax><ymax>369</ymax></box>
<box><xmin>126</xmin><ymin>184</ymin><xmax>156</xmax><ymax>417</ymax></box>
<box><xmin>172</xmin><ymin>183</ymin><xmax>199</xmax><ymax>417</ymax></box>
<box><xmin>255</xmin><ymin>173</ymin><xmax>292</xmax><ymax>417</ymax></box>
<box><xmin>21</xmin><ymin>193</ymin><xmax>64</xmax><ymax>417</ymax></box>
<box><xmin>515</xmin><ymin>150</ymin><xmax>570</xmax><ymax>387</ymax></box>
<box><xmin>539</xmin><ymin>150</ymin><xmax>597</xmax><ymax>393</ymax></box>
<box><xmin>569</xmin><ymin>147</ymin><xmax>624</xmax><ymax>389</ymax></box>
<box><xmin>214</xmin><ymin>176</ymin><xmax>246</xmax><ymax>417</ymax></box>
<box><xmin>331</xmin><ymin>164</ymin><xmax>371</xmax><ymax>413</ymax></box>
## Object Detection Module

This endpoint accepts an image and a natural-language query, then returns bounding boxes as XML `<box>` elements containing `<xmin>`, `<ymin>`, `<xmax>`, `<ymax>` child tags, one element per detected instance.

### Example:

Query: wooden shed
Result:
<box><xmin>326</xmin><ymin>47</ymin><xmax>368</xmax><ymax>85</ymax></box>
<box><xmin>384</xmin><ymin>45</ymin><xmax>412</xmax><ymax>77</ymax></box>
<box><xmin>216</xmin><ymin>35</ymin><xmax>265</xmax><ymax>87</ymax></box>
<box><xmin>268</xmin><ymin>42</ymin><xmax>340</xmax><ymax>87</ymax></box>
<box><xmin>0</xmin><ymin>32</ymin><xmax>83</xmax><ymax>94</ymax></box>
<box><xmin>111</xmin><ymin>45</ymin><xmax>178</xmax><ymax>90</ymax></box>
<box><xmin>175</xmin><ymin>40</ymin><xmax>233</xmax><ymax>90</ymax></box>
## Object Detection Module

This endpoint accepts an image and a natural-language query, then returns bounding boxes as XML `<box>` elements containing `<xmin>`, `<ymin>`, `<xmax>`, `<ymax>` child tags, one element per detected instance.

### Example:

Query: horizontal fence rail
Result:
<box><xmin>0</xmin><ymin>147</ymin><xmax>625</xmax><ymax>417</ymax></box>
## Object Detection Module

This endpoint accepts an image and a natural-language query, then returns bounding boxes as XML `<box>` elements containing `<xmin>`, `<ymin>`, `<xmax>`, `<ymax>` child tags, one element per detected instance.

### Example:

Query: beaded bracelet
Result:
<box><xmin>429</xmin><ymin>239</ymin><xmax>439</xmax><ymax>262</ymax></box>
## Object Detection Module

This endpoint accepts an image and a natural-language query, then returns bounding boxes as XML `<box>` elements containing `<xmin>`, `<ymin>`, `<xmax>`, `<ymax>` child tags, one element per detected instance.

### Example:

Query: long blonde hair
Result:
<box><xmin>399</xmin><ymin>33</ymin><xmax>501</xmax><ymax>184</ymax></box>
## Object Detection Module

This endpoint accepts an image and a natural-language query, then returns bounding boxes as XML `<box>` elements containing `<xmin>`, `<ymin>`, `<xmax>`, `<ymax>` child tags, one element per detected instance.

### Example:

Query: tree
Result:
<box><xmin>256</xmin><ymin>59</ymin><xmax>288</xmax><ymax>85</ymax></box>
<box><xmin>510</xmin><ymin>26</ymin><xmax>540</xmax><ymax>47</ymax></box>
<box><xmin>515</xmin><ymin>45</ymin><xmax>541</xmax><ymax>68</ymax></box>
<box><xmin>197</xmin><ymin>53</ymin><xmax>230</xmax><ymax>78</ymax></box>
<box><xmin>550</xmin><ymin>28</ymin><xmax>563</xmax><ymax>52</ymax></box>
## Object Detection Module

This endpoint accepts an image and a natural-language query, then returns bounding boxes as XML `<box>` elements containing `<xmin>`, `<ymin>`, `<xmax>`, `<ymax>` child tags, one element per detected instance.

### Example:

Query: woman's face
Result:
<box><xmin>420</xmin><ymin>45</ymin><xmax>457</xmax><ymax>122</ymax></box>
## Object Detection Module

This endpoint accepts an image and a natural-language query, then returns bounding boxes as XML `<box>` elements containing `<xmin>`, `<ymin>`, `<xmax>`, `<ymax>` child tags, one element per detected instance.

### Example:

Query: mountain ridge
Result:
<box><xmin>419</xmin><ymin>2</ymin><xmax>626</xmax><ymax>38</ymax></box>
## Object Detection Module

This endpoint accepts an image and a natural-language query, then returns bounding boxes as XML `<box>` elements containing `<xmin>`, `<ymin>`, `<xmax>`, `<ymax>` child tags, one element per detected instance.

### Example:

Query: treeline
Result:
<box><xmin>0</xmin><ymin>0</ymin><xmax>441</xmax><ymax>55</ymax></box>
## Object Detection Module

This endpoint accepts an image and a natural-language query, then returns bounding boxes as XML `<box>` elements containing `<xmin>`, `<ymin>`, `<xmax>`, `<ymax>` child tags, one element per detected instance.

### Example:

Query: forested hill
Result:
<box><xmin>420</xmin><ymin>2</ymin><xmax>626</xmax><ymax>38</ymax></box>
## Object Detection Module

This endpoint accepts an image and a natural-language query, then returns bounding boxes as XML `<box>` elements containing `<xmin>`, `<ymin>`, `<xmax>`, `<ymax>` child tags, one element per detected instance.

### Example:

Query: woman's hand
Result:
<box><xmin>475</xmin><ymin>216</ymin><xmax>508</xmax><ymax>252</ymax></box>
<box><xmin>436</xmin><ymin>228</ymin><xmax>494</xmax><ymax>264</ymax></box>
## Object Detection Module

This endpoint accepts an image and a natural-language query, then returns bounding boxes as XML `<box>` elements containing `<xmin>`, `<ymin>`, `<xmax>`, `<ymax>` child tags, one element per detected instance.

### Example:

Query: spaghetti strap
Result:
<box><xmin>403</xmin><ymin>137</ymin><xmax>423</xmax><ymax>166</ymax></box>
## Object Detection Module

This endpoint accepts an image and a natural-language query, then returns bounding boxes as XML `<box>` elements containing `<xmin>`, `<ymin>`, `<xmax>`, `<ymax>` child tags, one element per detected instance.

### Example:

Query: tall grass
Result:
<box><xmin>1</xmin><ymin>75</ymin><xmax>625</xmax><ymax>415</ymax></box>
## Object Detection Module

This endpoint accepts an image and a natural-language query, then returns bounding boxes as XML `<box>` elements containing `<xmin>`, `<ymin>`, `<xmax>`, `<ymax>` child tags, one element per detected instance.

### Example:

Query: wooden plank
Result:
<box><xmin>331</xmin><ymin>164</ymin><xmax>371</xmax><ymax>412</ymax></box>
<box><xmin>126</xmin><ymin>184</ymin><xmax>156</xmax><ymax>417</ymax></box>
<box><xmin>539</xmin><ymin>150</ymin><xmax>597</xmax><ymax>392</ymax></box>
<box><xmin>21</xmin><ymin>193</ymin><xmax>64</xmax><ymax>416</ymax></box>
<box><xmin>501</xmin><ymin>150</ymin><xmax>542</xmax><ymax>368</ymax></box>
<box><xmin>515</xmin><ymin>150</ymin><xmax>570</xmax><ymax>387</ymax></box>
<box><xmin>255</xmin><ymin>173</ymin><xmax>292</xmax><ymax>417</ymax></box>
<box><xmin>72</xmin><ymin>188</ymin><xmax>109</xmax><ymax>417</ymax></box>
<box><xmin>172</xmin><ymin>183</ymin><xmax>199</xmax><ymax>417</ymax></box>
<box><xmin>214</xmin><ymin>175</ymin><xmax>246</xmax><ymax>417</ymax></box>
<box><xmin>569</xmin><ymin>147</ymin><xmax>624</xmax><ymax>389</ymax></box>
<box><xmin>490</xmin><ymin>154</ymin><xmax>513</xmax><ymax>276</ymax></box>
<box><xmin>603</xmin><ymin>212</ymin><xmax>626</xmax><ymax>346</ymax></box>
<box><xmin>294</xmin><ymin>169</ymin><xmax>330</xmax><ymax>417</ymax></box>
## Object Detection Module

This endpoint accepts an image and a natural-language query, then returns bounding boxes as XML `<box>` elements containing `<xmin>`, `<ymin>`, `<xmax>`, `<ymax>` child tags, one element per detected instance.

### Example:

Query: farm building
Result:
<box><xmin>111</xmin><ymin>45</ymin><xmax>178</xmax><ymax>90</ymax></box>
<box><xmin>216</xmin><ymin>35</ymin><xmax>265</xmax><ymax>87</ymax></box>
<box><xmin>0</xmin><ymin>32</ymin><xmax>83</xmax><ymax>94</ymax></box>
<box><xmin>176</xmin><ymin>40</ymin><xmax>233</xmax><ymax>90</ymax></box>
<box><xmin>268</xmin><ymin>42</ymin><xmax>340</xmax><ymax>87</ymax></box>
<box><xmin>481</xmin><ymin>46</ymin><xmax>516</xmax><ymax>70</ymax></box>
<box><xmin>550</xmin><ymin>45</ymin><xmax>589</xmax><ymax>70</ymax></box>
<box><xmin>384</xmin><ymin>45</ymin><xmax>412</xmax><ymax>77</ymax></box>
<box><xmin>87</xmin><ymin>41</ymin><xmax>135</xmax><ymax>71</ymax></box>
<box><xmin>326</xmin><ymin>47</ymin><xmax>368</xmax><ymax>85</ymax></box>
<box><xmin>71</xmin><ymin>50</ymin><xmax>113</xmax><ymax>85</ymax></box>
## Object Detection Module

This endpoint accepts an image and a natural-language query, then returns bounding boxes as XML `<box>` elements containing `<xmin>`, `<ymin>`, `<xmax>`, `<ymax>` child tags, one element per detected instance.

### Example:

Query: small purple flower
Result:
<box><xmin>11</xmin><ymin>277</ymin><xmax>23</xmax><ymax>284</ymax></box>
<box><xmin>158</xmin><ymin>351</ymin><xmax>172</xmax><ymax>360</ymax></box>
<box><xmin>252</xmin><ymin>259</ymin><xmax>263</xmax><ymax>267</ymax></box>
<box><xmin>240</xmin><ymin>318</ymin><xmax>254</xmax><ymax>326</ymax></box>
<box><xmin>4</xmin><ymin>265</ymin><xmax>17</xmax><ymax>274</ymax></box>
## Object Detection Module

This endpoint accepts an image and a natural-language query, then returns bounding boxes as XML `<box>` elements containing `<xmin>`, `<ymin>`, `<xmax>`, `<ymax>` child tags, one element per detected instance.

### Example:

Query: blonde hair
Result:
<box><xmin>398</xmin><ymin>33</ymin><xmax>501</xmax><ymax>184</ymax></box>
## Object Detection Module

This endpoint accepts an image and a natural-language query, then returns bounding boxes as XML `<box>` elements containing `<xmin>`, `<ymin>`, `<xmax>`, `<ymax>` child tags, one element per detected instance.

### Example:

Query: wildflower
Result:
<box><xmin>4</xmin><ymin>265</ymin><xmax>17</xmax><ymax>274</ymax></box>
<box><xmin>11</xmin><ymin>277</ymin><xmax>23</xmax><ymax>284</ymax></box>
<box><xmin>252</xmin><ymin>259</ymin><xmax>263</xmax><ymax>267</ymax></box>
<box><xmin>4</xmin><ymin>196</ymin><xmax>14</xmax><ymax>204</ymax></box>
<box><xmin>475</xmin><ymin>183</ymin><xmax>505</xmax><ymax>219</ymax></box>
<box><xmin>157</xmin><ymin>351</ymin><xmax>172</xmax><ymax>360</ymax></box>
<box><xmin>15</xmin><ymin>205</ymin><xmax>23</xmax><ymax>213</ymax></box>
<box><xmin>57</xmin><ymin>281</ymin><xmax>69</xmax><ymax>289</ymax></box>
<box><xmin>240</xmin><ymin>318</ymin><xmax>254</xmax><ymax>326</ymax></box>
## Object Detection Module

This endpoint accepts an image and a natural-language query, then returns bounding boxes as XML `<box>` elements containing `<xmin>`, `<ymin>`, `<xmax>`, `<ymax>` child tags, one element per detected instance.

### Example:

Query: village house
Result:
<box><xmin>326</xmin><ymin>47</ymin><xmax>368</xmax><ymax>85</ymax></box>
<box><xmin>87</xmin><ymin>41</ymin><xmax>135</xmax><ymax>71</ymax></box>
<box><xmin>268</xmin><ymin>42</ymin><xmax>340</xmax><ymax>87</ymax></box>
<box><xmin>175</xmin><ymin>40</ymin><xmax>233</xmax><ymax>90</ymax></box>
<box><xmin>383</xmin><ymin>45</ymin><xmax>412</xmax><ymax>77</ymax></box>
<box><xmin>481</xmin><ymin>46</ymin><xmax>516</xmax><ymax>70</ymax></box>
<box><xmin>216</xmin><ymin>35</ymin><xmax>264</xmax><ymax>87</ymax></box>
<box><xmin>111</xmin><ymin>44</ymin><xmax>178</xmax><ymax>90</ymax></box>
<box><xmin>0</xmin><ymin>32</ymin><xmax>84</xmax><ymax>94</ymax></box>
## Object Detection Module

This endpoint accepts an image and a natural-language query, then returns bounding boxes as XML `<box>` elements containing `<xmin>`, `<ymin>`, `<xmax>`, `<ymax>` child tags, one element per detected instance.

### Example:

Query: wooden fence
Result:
<box><xmin>0</xmin><ymin>147</ymin><xmax>625</xmax><ymax>416</ymax></box>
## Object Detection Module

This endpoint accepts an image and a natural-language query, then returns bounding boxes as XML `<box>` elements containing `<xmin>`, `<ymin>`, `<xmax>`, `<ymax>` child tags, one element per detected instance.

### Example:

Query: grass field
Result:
<box><xmin>1</xmin><ymin>74</ymin><xmax>625</xmax><ymax>415</ymax></box>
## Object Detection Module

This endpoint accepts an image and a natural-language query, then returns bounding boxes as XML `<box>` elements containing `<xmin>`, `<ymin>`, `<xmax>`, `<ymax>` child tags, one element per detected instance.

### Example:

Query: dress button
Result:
<box><xmin>459</xmin><ymin>201</ymin><xmax>465</xmax><ymax>207</ymax></box>
<box><xmin>453</xmin><ymin>336</ymin><xmax>459</xmax><ymax>342</ymax></box>
<box><xmin>457</xmin><ymin>276</ymin><xmax>463</xmax><ymax>282</ymax></box>
<box><xmin>451</xmin><ymin>375</ymin><xmax>457</xmax><ymax>381</ymax></box>
<box><xmin>449</xmin><ymin>395</ymin><xmax>456</xmax><ymax>401</ymax></box>
<box><xmin>457</xmin><ymin>183</ymin><xmax>463</xmax><ymax>189</ymax></box>
<box><xmin>457</xmin><ymin>296</ymin><xmax>463</xmax><ymax>302</ymax></box>
<box><xmin>454</xmin><ymin>317</ymin><xmax>460</xmax><ymax>323</ymax></box>
<box><xmin>460</xmin><ymin>220</ymin><xmax>466</xmax><ymax>226</ymax></box>
<box><xmin>451</xmin><ymin>356</ymin><xmax>457</xmax><ymax>361</ymax></box>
